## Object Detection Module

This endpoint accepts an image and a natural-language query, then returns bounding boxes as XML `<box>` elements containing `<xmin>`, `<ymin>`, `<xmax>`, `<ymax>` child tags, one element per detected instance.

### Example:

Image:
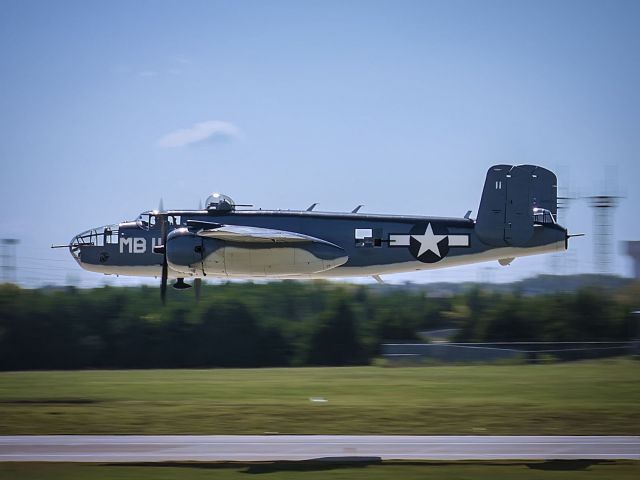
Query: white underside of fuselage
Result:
<box><xmin>314</xmin><ymin>240</ymin><xmax>565</xmax><ymax>278</ymax></box>
<box><xmin>79</xmin><ymin>240</ymin><xmax>565</xmax><ymax>280</ymax></box>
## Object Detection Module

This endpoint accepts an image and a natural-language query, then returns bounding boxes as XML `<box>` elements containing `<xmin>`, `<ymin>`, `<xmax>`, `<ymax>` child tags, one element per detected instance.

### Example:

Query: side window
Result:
<box><xmin>355</xmin><ymin>228</ymin><xmax>383</xmax><ymax>247</ymax></box>
<box><xmin>355</xmin><ymin>229</ymin><xmax>372</xmax><ymax>247</ymax></box>
<box><xmin>103</xmin><ymin>226</ymin><xmax>116</xmax><ymax>244</ymax></box>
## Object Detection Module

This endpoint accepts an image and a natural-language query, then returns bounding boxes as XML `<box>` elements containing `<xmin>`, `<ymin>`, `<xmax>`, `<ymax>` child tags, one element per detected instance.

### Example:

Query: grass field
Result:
<box><xmin>0</xmin><ymin>358</ymin><xmax>638</xmax><ymax>435</ymax></box>
<box><xmin>1</xmin><ymin>460</ymin><xmax>639</xmax><ymax>480</ymax></box>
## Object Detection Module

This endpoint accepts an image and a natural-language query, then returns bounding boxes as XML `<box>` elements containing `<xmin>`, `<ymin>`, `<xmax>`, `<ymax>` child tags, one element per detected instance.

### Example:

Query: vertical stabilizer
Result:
<box><xmin>505</xmin><ymin>165</ymin><xmax>535</xmax><ymax>246</ymax></box>
<box><xmin>476</xmin><ymin>165</ymin><xmax>510</xmax><ymax>247</ymax></box>
<box><xmin>476</xmin><ymin>164</ymin><xmax>558</xmax><ymax>247</ymax></box>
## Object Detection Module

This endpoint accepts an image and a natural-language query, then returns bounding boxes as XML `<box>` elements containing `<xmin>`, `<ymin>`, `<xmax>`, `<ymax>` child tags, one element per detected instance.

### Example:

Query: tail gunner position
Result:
<box><xmin>55</xmin><ymin>165</ymin><xmax>579</xmax><ymax>303</ymax></box>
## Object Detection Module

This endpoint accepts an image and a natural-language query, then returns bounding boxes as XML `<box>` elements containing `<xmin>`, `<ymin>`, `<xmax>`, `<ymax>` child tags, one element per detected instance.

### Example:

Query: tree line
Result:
<box><xmin>0</xmin><ymin>280</ymin><xmax>637</xmax><ymax>370</ymax></box>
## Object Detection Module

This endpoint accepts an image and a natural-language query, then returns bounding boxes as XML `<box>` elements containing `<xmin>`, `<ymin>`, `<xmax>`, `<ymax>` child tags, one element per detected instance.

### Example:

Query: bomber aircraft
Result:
<box><xmin>54</xmin><ymin>164</ymin><xmax>578</xmax><ymax>303</ymax></box>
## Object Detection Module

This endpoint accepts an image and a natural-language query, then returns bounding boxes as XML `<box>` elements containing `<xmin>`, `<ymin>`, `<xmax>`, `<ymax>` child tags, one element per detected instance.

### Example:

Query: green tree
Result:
<box><xmin>306</xmin><ymin>298</ymin><xmax>363</xmax><ymax>366</ymax></box>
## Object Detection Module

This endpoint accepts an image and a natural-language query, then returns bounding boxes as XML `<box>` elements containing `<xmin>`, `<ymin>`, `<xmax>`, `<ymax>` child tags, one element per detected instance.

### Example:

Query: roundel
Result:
<box><xmin>408</xmin><ymin>223</ymin><xmax>450</xmax><ymax>263</ymax></box>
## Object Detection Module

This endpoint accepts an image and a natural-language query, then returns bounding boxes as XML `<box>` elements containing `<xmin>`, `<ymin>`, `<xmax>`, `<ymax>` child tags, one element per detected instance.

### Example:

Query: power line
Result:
<box><xmin>19</xmin><ymin>255</ymin><xmax>72</xmax><ymax>263</ymax></box>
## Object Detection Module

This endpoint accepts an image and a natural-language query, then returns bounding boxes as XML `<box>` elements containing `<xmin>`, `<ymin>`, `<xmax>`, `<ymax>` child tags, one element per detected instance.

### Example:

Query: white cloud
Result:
<box><xmin>157</xmin><ymin>121</ymin><xmax>242</xmax><ymax>148</ymax></box>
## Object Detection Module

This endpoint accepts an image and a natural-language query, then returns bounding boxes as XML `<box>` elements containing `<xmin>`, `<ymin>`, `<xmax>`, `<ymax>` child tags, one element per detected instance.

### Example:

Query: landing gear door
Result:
<box><xmin>505</xmin><ymin>165</ymin><xmax>534</xmax><ymax>246</ymax></box>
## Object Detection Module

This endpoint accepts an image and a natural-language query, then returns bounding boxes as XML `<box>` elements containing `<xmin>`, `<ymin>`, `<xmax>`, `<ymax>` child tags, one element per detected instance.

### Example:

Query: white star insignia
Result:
<box><xmin>412</xmin><ymin>223</ymin><xmax>447</xmax><ymax>258</ymax></box>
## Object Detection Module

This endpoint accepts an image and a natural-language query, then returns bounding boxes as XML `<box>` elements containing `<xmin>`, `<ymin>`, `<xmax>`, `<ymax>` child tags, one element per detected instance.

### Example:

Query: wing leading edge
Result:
<box><xmin>186</xmin><ymin>220</ymin><xmax>339</xmax><ymax>246</ymax></box>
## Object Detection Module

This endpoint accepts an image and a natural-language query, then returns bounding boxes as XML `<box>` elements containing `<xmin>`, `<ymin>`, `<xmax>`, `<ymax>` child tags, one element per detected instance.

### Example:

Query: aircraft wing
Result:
<box><xmin>189</xmin><ymin>221</ymin><xmax>335</xmax><ymax>245</ymax></box>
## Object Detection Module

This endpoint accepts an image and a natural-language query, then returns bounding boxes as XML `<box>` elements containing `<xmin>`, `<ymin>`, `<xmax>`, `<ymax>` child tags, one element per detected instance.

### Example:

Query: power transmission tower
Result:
<box><xmin>0</xmin><ymin>238</ymin><xmax>19</xmax><ymax>284</ymax></box>
<box><xmin>548</xmin><ymin>195</ymin><xmax>575</xmax><ymax>274</ymax></box>
<box><xmin>586</xmin><ymin>195</ymin><xmax>621</xmax><ymax>274</ymax></box>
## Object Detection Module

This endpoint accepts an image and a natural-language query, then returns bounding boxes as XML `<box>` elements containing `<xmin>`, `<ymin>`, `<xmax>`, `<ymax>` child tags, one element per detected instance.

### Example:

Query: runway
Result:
<box><xmin>0</xmin><ymin>436</ymin><xmax>638</xmax><ymax>462</ymax></box>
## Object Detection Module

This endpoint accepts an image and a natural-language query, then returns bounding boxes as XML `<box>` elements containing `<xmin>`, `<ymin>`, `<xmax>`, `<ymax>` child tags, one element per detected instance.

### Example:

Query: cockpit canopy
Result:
<box><xmin>135</xmin><ymin>211</ymin><xmax>181</xmax><ymax>230</ymax></box>
<box><xmin>533</xmin><ymin>207</ymin><xmax>556</xmax><ymax>225</ymax></box>
<box><xmin>205</xmin><ymin>193</ymin><xmax>235</xmax><ymax>212</ymax></box>
<box><xmin>136</xmin><ymin>211</ymin><xmax>158</xmax><ymax>230</ymax></box>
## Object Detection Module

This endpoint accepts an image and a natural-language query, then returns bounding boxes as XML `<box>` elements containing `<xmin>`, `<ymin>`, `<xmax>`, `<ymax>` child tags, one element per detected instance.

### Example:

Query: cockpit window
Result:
<box><xmin>136</xmin><ymin>212</ymin><xmax>181</xmax><ymax>229</ymax></box>
<box><xmin>533</xmin><ymin>208</ymin><xmax>556</xmax><ymax>225</ymax></box>
<box><xmin>136</xmin><ymin>212</ymin><xmax>157</xmax><ymax>230</ymax></box>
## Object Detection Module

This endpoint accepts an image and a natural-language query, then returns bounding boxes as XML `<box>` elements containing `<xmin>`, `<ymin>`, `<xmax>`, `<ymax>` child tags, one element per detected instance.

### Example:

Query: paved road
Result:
<box><xmin>1</xmin><ymin>436</ymin><xmax>638</xmax><ymax>461</ymax></box>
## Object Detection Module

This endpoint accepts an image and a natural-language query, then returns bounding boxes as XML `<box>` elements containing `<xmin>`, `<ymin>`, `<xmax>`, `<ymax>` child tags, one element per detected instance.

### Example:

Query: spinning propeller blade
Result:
<box><xmin>159</xmin><ymin>215</ymin><xmax>169</xmax><ymax>305</ymax></box>
<box><xmin>158</xmin><ymin>209</ymin><xmax>169</xmax><ymax>306</ymax></box>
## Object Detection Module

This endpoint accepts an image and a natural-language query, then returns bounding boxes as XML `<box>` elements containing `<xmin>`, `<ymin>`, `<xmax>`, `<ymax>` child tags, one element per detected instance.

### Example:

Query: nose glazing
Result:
<box><xmin>69</xmin><ymin>224</ymin><xmax>119</xmax><ymax>263</ymax></box>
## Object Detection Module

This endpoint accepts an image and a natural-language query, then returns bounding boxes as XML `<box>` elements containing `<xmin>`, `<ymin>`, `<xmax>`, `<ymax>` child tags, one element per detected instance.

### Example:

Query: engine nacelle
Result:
<box><xmin>221</xmin><ymin>241</ymin><xmax>347</xmax><ymax>277</ymax></box>
<box><xmin>166</xmin><ymin>228</ymin><xmax>206</xmax><ymax>275</ymax></box>
<box><xmin>165</xmin><ymin>227</ymin><xmax>348</xmax><ymax>277</ymax></box>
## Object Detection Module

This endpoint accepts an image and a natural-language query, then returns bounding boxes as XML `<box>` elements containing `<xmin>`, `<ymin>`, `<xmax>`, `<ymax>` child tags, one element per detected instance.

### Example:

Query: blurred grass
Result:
<box><xmin>1</xmin><ymin>460</ymin><xmax>639</xmax><ymax>480</ymax></box>
<box><xmin>0</xmin><ymin>358</ymin><xmax>638</xmax><ymax>435</ymax></box>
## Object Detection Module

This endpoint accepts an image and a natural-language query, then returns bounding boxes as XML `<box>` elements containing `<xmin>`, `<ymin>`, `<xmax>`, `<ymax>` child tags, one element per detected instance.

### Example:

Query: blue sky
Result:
<box><xmin>1</xmin><ymin>0</ymin><xmax>639</xmax><ymax>287</ymax></box>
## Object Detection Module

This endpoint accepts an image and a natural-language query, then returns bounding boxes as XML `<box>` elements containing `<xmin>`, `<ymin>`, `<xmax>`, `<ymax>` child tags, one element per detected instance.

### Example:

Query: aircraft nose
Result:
<box><xmin>69</xmin><ymin>232</ymin><xmax>85</xmax><ymax>264</ymax></box>
<box><xmin>68</xmin><ymin>224</ymin><xmax>119</xmax><ymax>266</ymax></box>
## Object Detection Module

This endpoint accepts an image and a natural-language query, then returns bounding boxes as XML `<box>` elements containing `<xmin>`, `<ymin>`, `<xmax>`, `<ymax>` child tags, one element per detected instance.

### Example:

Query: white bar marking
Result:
<box><xmin>389</xmin><ymin>234</ymin><xmax>410</xmax><ymax>246</ymax></box>
<box><xmin>448</xmin><ymin>235</ymin><xmax>469</xmax><ymax>247</ymax></box>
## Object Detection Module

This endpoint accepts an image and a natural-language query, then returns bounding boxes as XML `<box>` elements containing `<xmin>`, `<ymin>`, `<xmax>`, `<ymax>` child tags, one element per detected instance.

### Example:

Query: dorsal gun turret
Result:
<box><xmin>205</xmin><ymin>193</ymin><xmax>236</xmax><ymax>212</ymax></box>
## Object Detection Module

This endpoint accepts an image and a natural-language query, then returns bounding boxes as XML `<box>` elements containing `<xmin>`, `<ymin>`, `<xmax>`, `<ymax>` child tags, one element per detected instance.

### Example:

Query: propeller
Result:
<box><xmin>152</xmin><ymin>197</ymin><xmax>170</xmax><ymax>305</ymax></box>
<box><xmin>158</xmin><ymin>213</ymin><xmax>169</xmax><ymax>305</ymax></box>
<box><xmin>154</xmin><ymin>197</ymin><xmax>204</xmax><ymax>304</ymax></box>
